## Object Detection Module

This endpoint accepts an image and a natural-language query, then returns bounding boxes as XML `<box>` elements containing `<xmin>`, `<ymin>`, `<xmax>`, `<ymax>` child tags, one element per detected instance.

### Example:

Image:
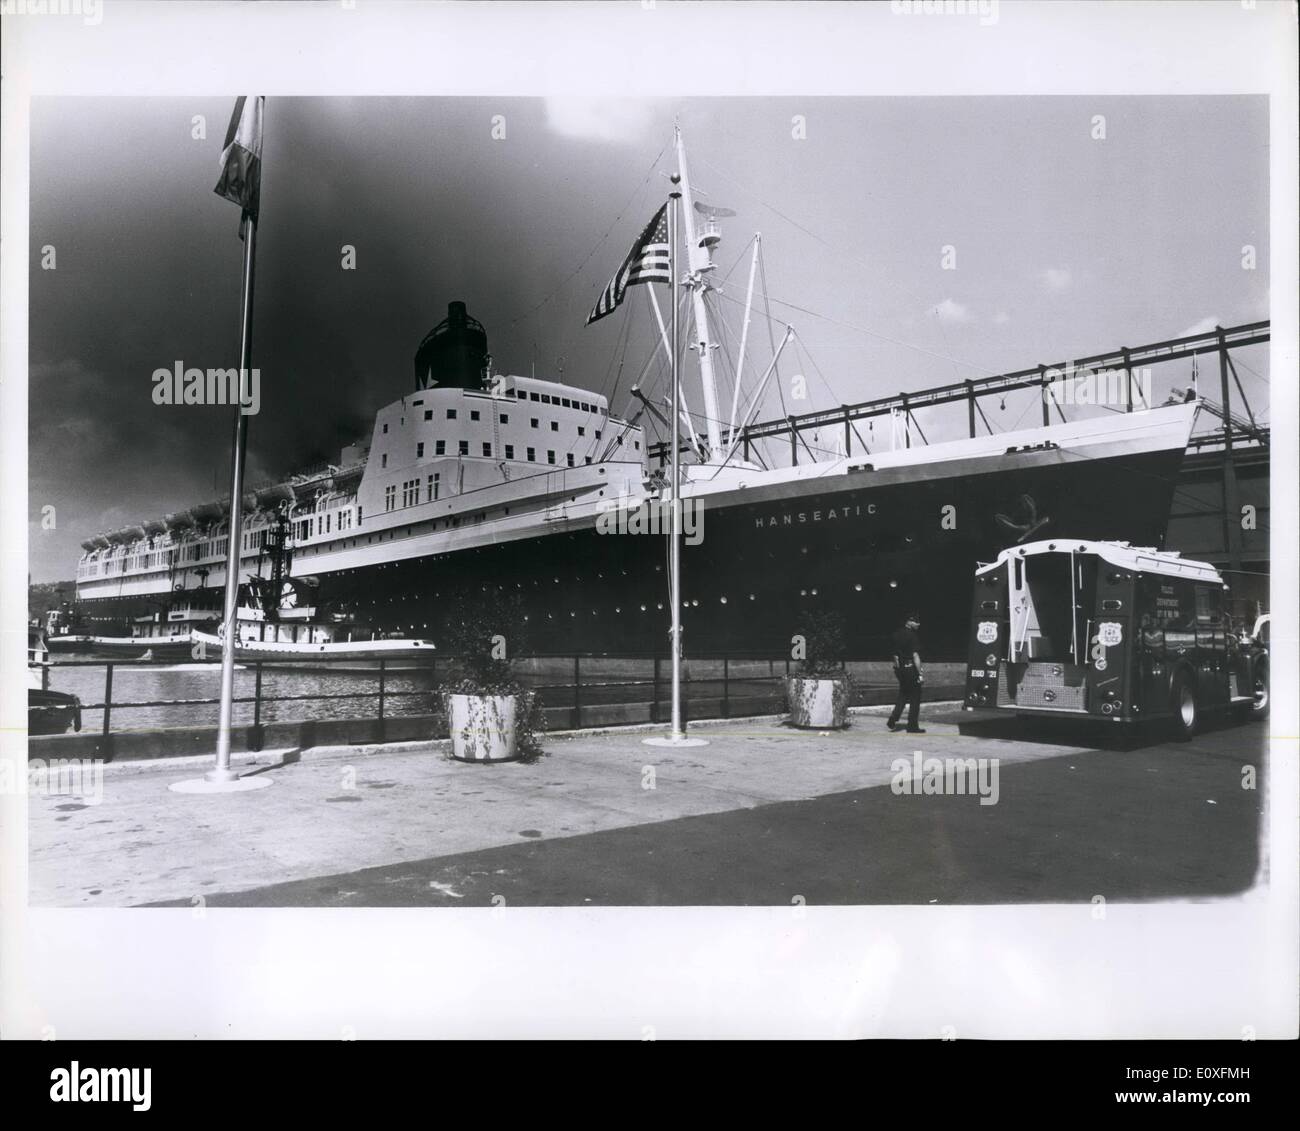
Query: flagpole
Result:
<box><xmin>642</xmin><ymin>167</ymin><xmax>708</xmax><ymax>749</ymax></box>
<box><xmin>207</xmin><ymin>214</ymin><xmax>257</xmax><ymax>783</ymax></box>
<box><xmin>668</xmin><ymin>174</ymin><xmax>683</xmax><ymax>740</ymax></box>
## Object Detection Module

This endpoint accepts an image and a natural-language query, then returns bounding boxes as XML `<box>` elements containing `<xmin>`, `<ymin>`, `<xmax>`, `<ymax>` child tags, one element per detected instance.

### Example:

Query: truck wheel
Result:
<box><xmin>1250</xmin><ymin>664</ymin><xmax>1269</xmax><ymax>721</ymax></box>
<box><xmin>1170</xmin><ymin>675</ymin><xmax>1198</xmax><ymax>741</ymax></box>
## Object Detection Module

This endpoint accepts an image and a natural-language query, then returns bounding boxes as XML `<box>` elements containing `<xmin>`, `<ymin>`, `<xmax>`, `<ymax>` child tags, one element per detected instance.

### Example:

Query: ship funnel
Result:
<box><xmin>413</xmin><ymin>301</ymin><xmax>490</xmax><ymax>392</ymax></box>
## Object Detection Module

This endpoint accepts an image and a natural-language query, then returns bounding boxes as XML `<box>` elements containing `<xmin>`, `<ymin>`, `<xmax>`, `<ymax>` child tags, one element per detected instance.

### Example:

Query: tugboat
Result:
<box><xmin>186</xmin><ymin>505</ymin><xmax>437</xmax><ymax>669</ymax></box>
<box><xmin>28</xmin><ymin>626</ymin><xmax>82</xmax><ymax>736</ymax></box>
<box><xmin>40</xmin><ymin>604</ymin><xmax>98</xmax><ymax>653</ymax></box>
<box><xmin>188</xmin><ymin>575</ymin><xmax>438</xmax><ymax>669</ymax></box>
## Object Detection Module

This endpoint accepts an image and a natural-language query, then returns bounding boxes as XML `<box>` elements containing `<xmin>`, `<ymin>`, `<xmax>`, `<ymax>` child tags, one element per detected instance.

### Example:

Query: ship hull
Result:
<box><xmin>74</xmin><ymin>443</ymin><xmax>1187</xmax><ymax>661</ymax></box>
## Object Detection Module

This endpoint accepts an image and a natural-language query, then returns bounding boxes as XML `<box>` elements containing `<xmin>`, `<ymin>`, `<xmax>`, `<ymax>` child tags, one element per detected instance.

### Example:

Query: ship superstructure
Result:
<box><xmin>73</xmin><ymin>132</ymin><xmax>1201</xmax><ymax>659</ymax></box>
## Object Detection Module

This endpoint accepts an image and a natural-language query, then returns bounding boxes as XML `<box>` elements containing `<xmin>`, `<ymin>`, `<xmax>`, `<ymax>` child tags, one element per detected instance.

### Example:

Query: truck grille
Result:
<box><xmin>998</xmin><ymin>663</ymin><xmax>1087</xmax><ymax>711</ymax></box>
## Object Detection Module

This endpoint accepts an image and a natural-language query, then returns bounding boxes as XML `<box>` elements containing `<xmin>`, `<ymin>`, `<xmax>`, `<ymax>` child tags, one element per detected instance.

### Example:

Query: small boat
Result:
<box><xmin>190</xmin><ymin>629</ymin><xmax>437</xmax><ymax>670</ymax></box>
<box><xmin>28</xmin><ymin>628</ymin><xmax>82</xmax><ymax>736</ymax></box>
<box><xmin>82</xmin><ymin>632</ymin><xmax>197</xmax><ymax>661</ymax></box>
<box><xmin>43</xmin><ymin>633</ymin><xmax>98</xmax><ymax>653</ymax></box>
<box><xmin>40</xmin><ymin>606</ymin><xmax>99</xmax><ymax>652</ymax></box>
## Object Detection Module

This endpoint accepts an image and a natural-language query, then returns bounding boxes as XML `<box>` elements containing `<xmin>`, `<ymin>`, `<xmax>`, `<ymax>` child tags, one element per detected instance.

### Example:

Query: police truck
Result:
<box><xmin>963</xmin><ymin>539</ymin><xmax>1268</xmax><ymax>738</ymax></box>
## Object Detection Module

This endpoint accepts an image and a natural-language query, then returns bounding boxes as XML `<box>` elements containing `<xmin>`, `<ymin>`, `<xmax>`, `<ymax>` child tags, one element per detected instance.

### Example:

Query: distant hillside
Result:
<box><xmin>29</xmin><ymin>580</ymin><xmax>75</xmax><ymax>624</ymax></box>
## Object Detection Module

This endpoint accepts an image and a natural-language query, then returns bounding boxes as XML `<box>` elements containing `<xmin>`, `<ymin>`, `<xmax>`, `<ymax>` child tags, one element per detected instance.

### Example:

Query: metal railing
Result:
<box><xmin>42</xmin><ymin>652</ymin><xmax>928</xmax><ymax>737</ymax></box>
<box><xmin>647</xmin><ymin>318</ymin><xmax>1269</xmax><ymax>465</ymax></box>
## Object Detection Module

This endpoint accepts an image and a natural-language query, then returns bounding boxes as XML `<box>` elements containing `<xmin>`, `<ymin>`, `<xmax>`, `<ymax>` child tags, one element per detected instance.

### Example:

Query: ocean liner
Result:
<box><xmin>69</xmin><ymin>132</ymin><xmax>1199</xmax><ymax>660</ymax></box>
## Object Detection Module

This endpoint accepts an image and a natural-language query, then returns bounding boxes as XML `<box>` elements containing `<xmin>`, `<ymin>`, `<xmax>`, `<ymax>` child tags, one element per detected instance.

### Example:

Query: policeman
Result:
<box><xmin>886</xmin><ymin>612</ymin><xmax>926</xmax><ymax>733</ymax></box>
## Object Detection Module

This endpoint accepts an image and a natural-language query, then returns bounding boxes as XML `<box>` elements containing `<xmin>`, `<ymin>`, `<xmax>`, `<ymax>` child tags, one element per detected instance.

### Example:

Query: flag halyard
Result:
<box><xmin>587</xmin><ymin>203</ymin><xmax>671</xmax><ymax>325</ymax></box>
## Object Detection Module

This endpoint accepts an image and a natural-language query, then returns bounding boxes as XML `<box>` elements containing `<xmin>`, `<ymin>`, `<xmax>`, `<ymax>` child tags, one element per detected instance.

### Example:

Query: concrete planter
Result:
<box><xmin>448</xmin><ymin>693</ymin><xmax>519</xmax><ymax>762</ymax></box>
<box><xmin>786</xmin><ymin>675</ymin><xmax>849</xmax><ymax>729</ymax></box>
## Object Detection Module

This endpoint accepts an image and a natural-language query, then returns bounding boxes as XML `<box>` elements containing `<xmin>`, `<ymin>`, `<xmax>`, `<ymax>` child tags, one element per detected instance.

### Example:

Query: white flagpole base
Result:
<box><xmin>169</xmin><ymin>773</ymin><xmax>273</xmax><ymax>794</ymax></box>
<box><xmin>642</xmin><ymin>734</ymin><xmax>709</xmax><ymax>748</ymax></box>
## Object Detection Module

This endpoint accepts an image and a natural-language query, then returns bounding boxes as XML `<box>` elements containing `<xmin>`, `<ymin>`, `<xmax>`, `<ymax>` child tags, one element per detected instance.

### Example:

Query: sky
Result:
<box><xmin>28</xmin><ymin>94</ymin><xmax>1270</xmax><ymax>582</ymax></box>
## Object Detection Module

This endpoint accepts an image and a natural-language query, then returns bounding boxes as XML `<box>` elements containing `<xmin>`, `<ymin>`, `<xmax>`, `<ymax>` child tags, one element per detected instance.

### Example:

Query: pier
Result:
<box><xmin>649</xmin><ymin>319</ymin><xmax>1268</xmax><ymax>463</ymax></box>
<box><xmin>651</xmin><ymin>318</ymin><xmax>1270</xmax><ymax>593</ymax></box>
<box><xmin>28</xmin><ymin>706</ymin><xmax>1265</xmax><ymax>908</ymax></box>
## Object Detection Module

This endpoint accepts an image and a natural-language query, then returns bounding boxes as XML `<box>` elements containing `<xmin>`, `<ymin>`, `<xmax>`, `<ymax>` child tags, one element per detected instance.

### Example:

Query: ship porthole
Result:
<box><xmin>889</xmin><ymin>580</ymin><xmax>898</xmax><ymax>588</ymax></box>
<box><xmin>854</xmin><ymin>583</ymin><xmax>863</xmax><ymax>591</ymax></box>
<box><xmin>720</xmin><ymin>596</ymin><xmax>727</xmax><ymax>604</ymax></box>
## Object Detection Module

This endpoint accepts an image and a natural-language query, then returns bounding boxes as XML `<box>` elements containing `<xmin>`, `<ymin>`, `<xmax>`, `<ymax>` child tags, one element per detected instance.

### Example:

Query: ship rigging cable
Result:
<box><xmin>694</xmin><ymin>152</ymin><xmax>1005</xmax><ymax>383</ymax></box>
<box><xmin>507</xmin><ymin>140</ymin><xmax>669</xmax><ymax>331</ymax></box>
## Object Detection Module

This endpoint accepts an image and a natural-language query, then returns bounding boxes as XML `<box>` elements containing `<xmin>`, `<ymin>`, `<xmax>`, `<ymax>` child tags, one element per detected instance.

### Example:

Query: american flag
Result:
<box><xmin>586</xmin><ymin>204</ymin><xmax>671</xmax><ymax>325</ymax></box>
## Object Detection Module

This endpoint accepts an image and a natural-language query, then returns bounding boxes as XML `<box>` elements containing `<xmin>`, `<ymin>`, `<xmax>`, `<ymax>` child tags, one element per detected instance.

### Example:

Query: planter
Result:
<box><xmin>786</xmin><ymin>675</ymin><xmax>849</xmax><ymax>729</ymax></box>
<box><xmin>448</xmin><ymin>693</ymin><xmax>519</xmax><ymax>762</ymax></box>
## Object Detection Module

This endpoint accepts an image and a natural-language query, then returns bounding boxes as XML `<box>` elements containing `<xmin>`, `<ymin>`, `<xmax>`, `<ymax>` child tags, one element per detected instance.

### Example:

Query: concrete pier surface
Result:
<box><xmin>27</xmin><ymin>705</ymin><xmax>1266</xmax><ymax>908</ymax></box>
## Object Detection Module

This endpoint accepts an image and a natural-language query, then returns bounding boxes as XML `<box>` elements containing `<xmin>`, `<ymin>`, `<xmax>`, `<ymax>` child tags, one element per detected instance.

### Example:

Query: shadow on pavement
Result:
<box><xmin>957</xmin><ymin>710</ymin><xmax>1264</xmax><ymax>752</ymax></box>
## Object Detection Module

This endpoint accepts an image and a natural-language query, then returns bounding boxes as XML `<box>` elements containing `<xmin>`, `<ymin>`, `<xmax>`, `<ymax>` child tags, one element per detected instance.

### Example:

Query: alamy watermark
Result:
<box><xmin>152</xmin><ymin>361</ymin><xmax>260</xmax><ymax>415</ymax></box>
<box><xmin>1042</xmin><ymin>364</ymin><xmax>1153</xmax><ymax>409</ymax></box>
<box><xmin>50</xmin><ymin>1063</ymin><xmax>151</xmax><ymax>1111</ymax></box>
<box><xmin>890</xmin><ymin>0</ymin><xmax>999</xmax><ymax>27</ymax></box>
<box><xmin>0</xmin><ymin>0</ymin><xmax>102</xmax><ymax>24</ymax></box>
<box><xmin>2</xmin><ymin>757</ymin><xmax>104</xmax><ymax>805</ymax></box>
<box><xmin>595</xmin><ymin>496</ymin><xmax>704</xmax><ymax>545</ymax></box>
<box><xmin>891</xmin><ymin>752</ymin><xmax>1000</xmax><ymax>805</ymax></box>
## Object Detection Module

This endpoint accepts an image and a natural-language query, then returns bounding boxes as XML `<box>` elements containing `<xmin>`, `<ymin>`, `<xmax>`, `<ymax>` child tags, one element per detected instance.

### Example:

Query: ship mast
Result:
<box><xmin>674</xmin><ymin>128</ymin><xmax>725</xmax><ymax>463</ymax></box>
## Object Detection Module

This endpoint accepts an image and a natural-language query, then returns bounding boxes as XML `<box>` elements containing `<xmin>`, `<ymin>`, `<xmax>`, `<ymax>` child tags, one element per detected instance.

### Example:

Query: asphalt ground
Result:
<box><xmin>151</xmin><ymin>714</ymin><xmax>1265</xmax><ymax>907</ymax></box>
<box><xmin>26</xmin><ymin>703</ymin><xmax>1264</xmax><ymax>908</ymax></box>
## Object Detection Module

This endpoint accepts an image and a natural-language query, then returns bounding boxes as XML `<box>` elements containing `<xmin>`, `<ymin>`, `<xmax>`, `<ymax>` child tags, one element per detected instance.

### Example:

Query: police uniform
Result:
<box><xmin>887</xmin><ymin>621</ymin><xmax>925</xmax><ymax>732</ymax></box>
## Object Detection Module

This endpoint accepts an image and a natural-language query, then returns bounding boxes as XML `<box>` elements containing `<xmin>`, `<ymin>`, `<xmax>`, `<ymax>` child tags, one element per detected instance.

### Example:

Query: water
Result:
<box><xmin>44</xmin><ymin>653</ymin><xmax>941</xmax><ymax>735</ymax></box>
<box><xmin>47</xmin><ymin>653</ymin><xmax>441</xmax><ymax>733</ymax></box>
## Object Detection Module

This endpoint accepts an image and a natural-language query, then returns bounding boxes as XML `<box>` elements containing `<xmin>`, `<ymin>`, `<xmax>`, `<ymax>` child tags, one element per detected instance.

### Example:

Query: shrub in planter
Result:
<box><xmin>438</xmin><ymin>593</ymin><xmax>546</xmax><ymax>763</ymax></box>
<box><xmin>786</xmin><ymin>610</ymin><xmax>850</xmax><ymax>729</ymax></box>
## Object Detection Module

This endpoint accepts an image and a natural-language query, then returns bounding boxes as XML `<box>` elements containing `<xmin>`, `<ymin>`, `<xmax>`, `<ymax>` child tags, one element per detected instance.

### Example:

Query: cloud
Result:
<box><xmin>931</xmin><ymin>298</ymin><xmax>973</xmax><ymax>324</ymax></box>
<box><xmin>1041</xmin><ymin>267</ymin><xmax>1071</xmax><ymax>293</ymax></box>
<box><xmin>1176</xmin><ymin>315</ymin><xmax>1221</xmax><ymax>338</ymax></box>
<box><xmin>544</xmin><ymin>99</ymin><xmax>657</xmax><ymax>144</ymax></box>
<box><xmin>993</xmin><ymin>311</ymin><xmax>1010</xmax><ymax>325</ymax></box>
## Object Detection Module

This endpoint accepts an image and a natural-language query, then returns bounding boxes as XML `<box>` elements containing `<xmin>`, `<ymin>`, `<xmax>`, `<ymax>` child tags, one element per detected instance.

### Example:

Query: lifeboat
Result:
<box><xmin>165</xmin><ymin>510</ymin><xmax>195</xmax><ymax>530</ymax></box>
<box><xmin>255</xmin><ymin>483</ymin><xmax>297</xmax><ymax>508</ymax></box>
<box><xmin>333</xmin><ymin>465</ymin><xmax>364</xmax><ymax>491</ymax></box>
<box><xmin>191</xmin><ymin>501</ymin><xmax>227</xmax><ymax>522</ymax></box>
